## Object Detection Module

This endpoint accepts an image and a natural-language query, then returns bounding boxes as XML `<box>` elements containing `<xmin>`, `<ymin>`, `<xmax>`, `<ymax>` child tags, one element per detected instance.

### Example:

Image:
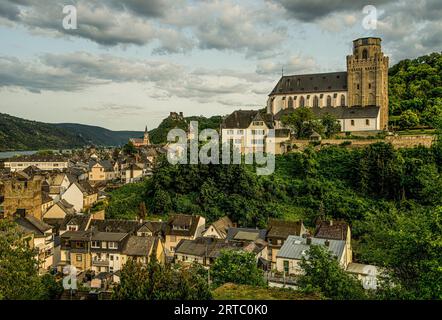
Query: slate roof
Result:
<box><xmin>15</xmin><ymin>214</ymin><xmax>52</xmax><ymax>237</ymax></box>
<box><xmin>267</xmin><ymin>219</ymin><xmax>304</xmax><ymax>239</ymax></box>
<box><xmin>60</xmin><ymin>214</ymin><xmax>91</xmax><ymax>231</ymax></box>
<box><xmin>274</xmin><ymin>106</ymin><xmax>380</xmax><ymax>121</ymax></box>
<box><xmin>89</xmin><ymin>219</ymin><xmax>141</xmax><ymax>233</ymax></box>
<box><xmin>175</xmin><ymin>237</ymin><xmax>266</xmax><ymax>259</ymax></box>
<box><xmin>226</xmin><ymin>227</ymin><xmax>267</xmax><ymax>242</ymax></box>
<box><xmin>270</xmin><ymin>72</ymin><xmax>348</xmax><ymax>95</ymax></box>
<box><xmin>61</xmin><ymin>230</ymin><xmax>128</xmax><ymax>242</ymax></box>
<box><xmin>74</xmin><ymin>181</ymin><xmax>97</xmax><ymax>196</ymax></box>
<box><xmin>314</xmin><ymin>221</ymin><xmax>349</xmax><ymax>241</ymax></box>
<box><xmin>207</xmin><ymin>216</ymin><xmax>233</xmax><ymax>238</ymax></box>
<box><xmin>166</xmin><ymin>214</ymin><xmax>202</xmax><ymax>237</ymax></box>
<box><xmin>91</xmin><ymin>232</ymin><xmax>128</xmax><ymax>242</ymax></box>
<box><xmin>277</xmin><ymin>235</ymin><xmax>345</xmax><ymax>261</ymax></box>
<box><xmin>122</xmin><ymin>236</ymin><xmax>156</xmax><ymax>256</ymax></box>
<box><xmin>221</xmin><ymin>110</ymin><xmax>274</xmax><ymax>129</ymax></box>
<box><xmin>175</xmin><ymin>237</ymin><xmax>232</xmax><ymax>257</ymax></box>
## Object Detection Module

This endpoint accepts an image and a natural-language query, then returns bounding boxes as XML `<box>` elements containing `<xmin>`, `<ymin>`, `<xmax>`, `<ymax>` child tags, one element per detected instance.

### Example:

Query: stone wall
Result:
<box><xmin>290</xmin><ymin>135</ymin><xmax>436</xmax><ymax>151</ymax></box>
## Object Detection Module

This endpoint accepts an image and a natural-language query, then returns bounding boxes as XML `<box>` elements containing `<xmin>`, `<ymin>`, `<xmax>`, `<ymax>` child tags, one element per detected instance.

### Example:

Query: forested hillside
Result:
<box><xmin>105</xmin><ymin>139</ymin><xmax>442</xmax><ymax>299</ymax></box>
<box><xmin>0</xmin><ymin>113</ymin><xmax>143</xmax><ymax>151</ymax></box>
<box><xmin>389</xmin><ymin>52</ymin><xmax>442</xmax><ymax>127</ymax></box>
<box><xmin>0</xmin><ymin>113</ymin><xmax>87</xmax><ymax>151</ymax></box>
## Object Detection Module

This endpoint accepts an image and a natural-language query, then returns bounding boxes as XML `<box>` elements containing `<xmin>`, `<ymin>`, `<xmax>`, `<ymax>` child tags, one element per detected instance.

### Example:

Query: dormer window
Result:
<box><xmin>68</xmin><ymin>225</ymin><xmax>78</xmax><ymax>231</ymax></box>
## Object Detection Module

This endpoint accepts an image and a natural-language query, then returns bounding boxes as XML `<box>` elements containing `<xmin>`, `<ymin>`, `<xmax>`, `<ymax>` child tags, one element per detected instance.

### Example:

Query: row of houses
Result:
<box><xmin>3</xmin><ymin>144</ymin><xmax>161</xmax><ymax>184</ymax></box>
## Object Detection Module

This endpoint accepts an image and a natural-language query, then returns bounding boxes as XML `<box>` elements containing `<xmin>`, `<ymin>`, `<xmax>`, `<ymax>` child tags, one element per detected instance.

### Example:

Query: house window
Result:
<box><xmin>76</xmin><ymin>254</ymin><xmax>82</xmax><ymax>262</ymax></box>
<box><xmin>357</xmin><ymin>84</ymin><xmax>360</xmax><ymax>90</ymax></box>
<box><xmin>366</xmin><ymin>119</ymin><xmax>370</xmax><ymax>126</ymax></box>
<box><xmin>237</xmin><ymin>130</ymin><xmax>244</xmax><ymax>134</ymax></box>
<box><xmin>170</xmin><ymin>246</ymin><xmax>175</xmax><ymax>252</ymax></box>
<box><xmin>368</xmin><ymin>83</ymin><xmax>372</xmax><ymax>89</ymax></box>
<box><xmin>283</xmin><ymin>260</ymin><xmax>289</xmax><ymax>273</ymax></box>
<box><xmin>68</xmin><ymin>225</ymin><xmax>78</xmax><ymax>231</ymax></box>
<box><xmin>91</xmin><ymin>241</ymin><xmax>100</xmax><ymax>248</ymax></box>
<box><xmin>252</xmin><ymin>121</ymin><xmax>264</xmax><ymax>126</ymax></box>
<box><xmin>101</xmin><ymin>242</ymin><xmax>107</xmax><ymax>249</ymax></box>
<box><xmin>108</xmin><ymin>242</ymin><xmax>118</xmax><ymax>249</ymax></box>
<box><xmin>234</xmin><ymin>139</ymin><xmax>242</xmax><ymax>144</ymax></box>
<box><xmin>110</xmin><ymin>255</ymin><xmax>114</xmax><ymax>261</ymax></box>
<box><xmin>227</xmin><ymin>130</ymin><xmax>234</xmax><ymax>135</ymax></box>
<box><xmin>351</xmin><ymin>120</ymin><xmax>355</xmax><ymax>126</ymax></box>
<box><xmin>340</xmin><ymin>94</ymin><xmax>346</xmax><ymax>107</ymax></box>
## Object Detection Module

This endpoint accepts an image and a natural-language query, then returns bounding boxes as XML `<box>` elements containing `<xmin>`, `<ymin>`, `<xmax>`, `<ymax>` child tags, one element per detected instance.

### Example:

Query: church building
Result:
<box><xmin>267</xmin><ymin>37</ymin><xmax>389</xmax><ymax>132</ymax></box>
<box><xmin>130</xmin><ymin>126</ymin><xmax>150</xmax><ymax>147</ymax></box>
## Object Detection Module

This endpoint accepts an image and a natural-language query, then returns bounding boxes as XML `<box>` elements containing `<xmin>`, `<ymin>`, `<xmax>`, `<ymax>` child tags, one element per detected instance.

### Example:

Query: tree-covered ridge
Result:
<box><xmin>0</xmin><ymin>113</ymin><xmax>87</xmax><ymax>151</ymax></box>
<box><xmin>0</xmin><ymin>113</ymin><xmax>143</xmax><ymax>151</ymax></box>
<box><xmin>389</xmin><ymin>52</ymin><xmax>442</xmax><ymax>127</ymax></box>
<box><xmin>148</xmin><ymin>115</ymin><xmax>223</xmax><ymax>144</ymax></box>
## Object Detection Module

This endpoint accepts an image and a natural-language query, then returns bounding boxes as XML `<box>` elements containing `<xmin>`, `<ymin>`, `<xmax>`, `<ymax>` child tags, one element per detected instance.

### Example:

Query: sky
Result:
<box><xmin>0</xmin><ymin>0</ymin><xmax>441</xmax><ymax>131</ymax></box>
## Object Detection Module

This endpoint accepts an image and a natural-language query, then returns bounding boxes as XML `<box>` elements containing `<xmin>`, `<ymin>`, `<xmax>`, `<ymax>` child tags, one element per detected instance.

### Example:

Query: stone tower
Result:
<box><xmin>3</xmin><ymin>176</ymin><xmax>43</xmax><ymax>220</ymax></box>
<box><xmin>347</xmin><ymin>37</ymin><xmax>389</xmax><ymax>130</ymax></box>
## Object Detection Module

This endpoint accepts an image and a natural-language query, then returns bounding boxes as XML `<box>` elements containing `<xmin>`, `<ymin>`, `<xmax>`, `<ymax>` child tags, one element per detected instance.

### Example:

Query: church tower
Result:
<box><xmin>347</xmin><ymin>37</ymin><xmax>389</xmax><ymax>130</ymax></box>
<box><xmin>143</xmin><ymin>126</ymin><xmax>150</xmax><ymax>145</ymax></box>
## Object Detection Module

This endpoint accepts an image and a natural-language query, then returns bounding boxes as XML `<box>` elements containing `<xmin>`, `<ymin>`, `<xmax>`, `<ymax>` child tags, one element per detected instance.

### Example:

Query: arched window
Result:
<box><xmin>362</xmin><ymin>49</ymin><xmax>368</xmax><ymax>59</ymax></box>
<box><xmin>340</xmin><ymin>95</ymin><xmax>345</xmax><ymax>107</ymax></box>
<box><xmin>313</xmin><ymin>95</ymin><xmax>319</xmax><ymax>107</ymax></box>
<box><xmin>288</xmin><ymin>97</ymin><xmax>293</xmax><ymax>108</ymax></box>
<box><xmin>326</xmin><ymin>95</ymin><xmax>332</xmax><ymax>107</ymax></box>
<box><xmin>300</xmin><ymin>96</ymin><xmax>305</xmax><ymax>107</ymax></box>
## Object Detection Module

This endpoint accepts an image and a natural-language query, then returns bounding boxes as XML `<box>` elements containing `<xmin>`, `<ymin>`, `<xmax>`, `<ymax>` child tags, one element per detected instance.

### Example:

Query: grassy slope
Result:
<box><xmin>212</xmin><ymin>283</ymin><xmax>321</xmax><ymax>300</ymax></box>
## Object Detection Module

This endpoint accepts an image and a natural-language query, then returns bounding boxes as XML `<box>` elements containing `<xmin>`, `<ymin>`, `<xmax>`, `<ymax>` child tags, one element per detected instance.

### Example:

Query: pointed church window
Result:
<box><xmin>300</xmin><ymin>96</ymin><xmax>305</xmax><ymax>107</ymax></box>
<box><xmin>327</xmin><ymin>95</ymin><xmax>332</xmax><ymax>107</ymax></box>
<box><xmin>362</xmin><ymin>49</ymin><xmax>368</xmax><ymax>59</ymax></box>
<box><xmin>313</xmin><ymin>96</ymin><xmax>319</xmax><ymax>107</ymax></box>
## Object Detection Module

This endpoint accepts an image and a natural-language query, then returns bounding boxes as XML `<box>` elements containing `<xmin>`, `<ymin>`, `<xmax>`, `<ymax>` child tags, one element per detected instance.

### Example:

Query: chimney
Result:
<box><xmin>325</xmin><ymin>239</ymin><xmax>330</xmax><ymax>247</ymax></box>
<box><xmin>306</xmin><ymin>237</ymin><xmax>312</xmax><ymax>245</ymax></box>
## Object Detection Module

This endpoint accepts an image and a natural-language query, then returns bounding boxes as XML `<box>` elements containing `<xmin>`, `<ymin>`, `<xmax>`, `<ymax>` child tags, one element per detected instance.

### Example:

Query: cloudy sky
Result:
<box><xmin>0</xmin><ymin>0</ymin><xmax>441</xmax><ymax>130</ymax></box>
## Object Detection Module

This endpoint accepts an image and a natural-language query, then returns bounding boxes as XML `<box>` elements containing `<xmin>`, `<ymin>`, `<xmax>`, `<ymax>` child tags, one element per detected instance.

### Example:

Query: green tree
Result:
<box><xmin>282</xmin><ymin>107</ymin><xmax>324</xmax><ymax>139</ymax></box>
<box><xmin>112</xmin><ymin>258</ymin><xmax>212</xmax><ymax>300</ymax></box>
<box><xmin>210</xmin><ymin>250</ymin><xmax>265</xmax><ymax>288</ymax></box>
<box><xmin>357</xmin><ymin>206</ymin><xmax>442</xmax><ymax>300</ymax></box>
<box><xmin>123</xmin><ymin>141</ymin><xmax>137</xmax><ymax>155</ymax></box>
<box><xmin>298</xmin><ymin>245</ymin><xmax>367</xmax><ymax>300</ymax></box>
<box><xmin>321</xmin><ymin>113</ymin><xmax>341</xmax><ymax>138</ymax></box>
<box><xmin>0</xmin><ymin>220</ymin><xmax>45</xmax><ymax>300</ymax></box>
<box><xmin>398</xmin><ymin>110</ymin><xmax>420</xmax><ymax>129</ymax></box>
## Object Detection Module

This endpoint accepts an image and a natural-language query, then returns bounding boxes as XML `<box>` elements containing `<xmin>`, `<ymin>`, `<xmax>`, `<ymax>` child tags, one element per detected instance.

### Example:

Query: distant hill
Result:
<box><xmin>0</xmin><ymin>113</ymin><xmax>143</xmax><ymax>151</ymax></box>
<box><xmin>55</xmin><ymin>123</ymin><xmax>142</xmax><ymax>147</ymax></box>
